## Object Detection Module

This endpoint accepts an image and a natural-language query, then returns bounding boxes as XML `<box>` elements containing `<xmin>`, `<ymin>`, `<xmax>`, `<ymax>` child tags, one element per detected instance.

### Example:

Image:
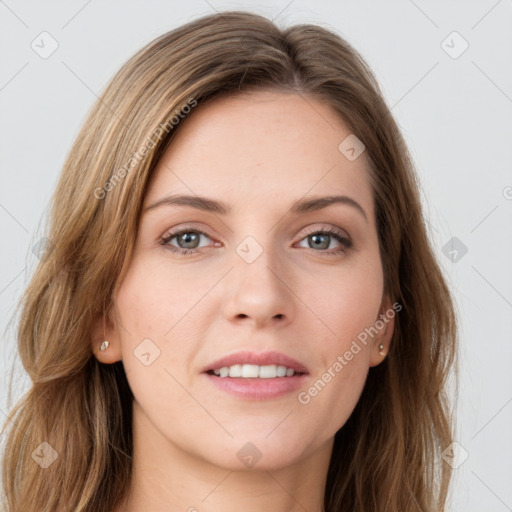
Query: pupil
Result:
<box><xmin>311</xmin><ymin>234</ymin><xmax>328</xmax><ymax>249</ymax></box>
<box><xmin>180</xmin><ymin>233</ymin><xmax>198</xmax><ymax>248</ymax></box>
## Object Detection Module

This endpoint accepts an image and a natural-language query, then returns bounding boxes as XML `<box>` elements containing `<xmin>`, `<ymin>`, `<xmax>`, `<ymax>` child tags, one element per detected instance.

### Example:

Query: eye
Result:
<box><xmin>296</xmin><ymin>226</ymin><xmax>352</xmax><ymax>256</ymax></box>
<box><xmin>160</xmin><ymin>225</ymin><xmax>215</xmax><ymax>256</ymax></box>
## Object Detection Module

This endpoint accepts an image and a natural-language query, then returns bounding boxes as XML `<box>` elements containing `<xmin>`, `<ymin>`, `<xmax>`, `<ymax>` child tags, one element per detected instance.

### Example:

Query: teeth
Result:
<box><xmin>228</xmin><ymin>364</ymin><xmax>242</xmax><ymax>377</ymax></box>
<box><xmin>212</xmin><ymin>364</ymin><xmax>298</xmax><ymax>378</ymax></box>
<box><xmin>276</xmin><ymin>366</ymin><xmax>287</xmax><ymax>377</ymax></box>
<box><xmin>241</xmin><ymin>364</ymin><xmax>260</xmax><ymax>378</ymax></box>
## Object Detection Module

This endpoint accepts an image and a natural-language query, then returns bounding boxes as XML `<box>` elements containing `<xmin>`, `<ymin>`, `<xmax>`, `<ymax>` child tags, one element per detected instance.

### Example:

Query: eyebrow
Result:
<box><xmin>143</xmin><ymin>193</ymin><xmax>368</xmax><ymax>223</ymax></box>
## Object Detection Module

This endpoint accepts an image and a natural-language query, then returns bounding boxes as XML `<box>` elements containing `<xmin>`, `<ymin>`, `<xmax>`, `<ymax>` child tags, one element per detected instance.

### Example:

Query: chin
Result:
<box><xmin>201</xmin><ymin>432</ymin><xmax>312</xmax><ymax>472</ymax></box>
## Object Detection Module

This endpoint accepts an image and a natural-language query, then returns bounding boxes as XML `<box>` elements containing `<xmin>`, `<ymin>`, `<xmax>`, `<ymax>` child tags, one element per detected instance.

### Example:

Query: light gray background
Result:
<box><xmin>1</xmin><ymin>1</ymin><xmax>511</xmax><ymax>510</ymax></box>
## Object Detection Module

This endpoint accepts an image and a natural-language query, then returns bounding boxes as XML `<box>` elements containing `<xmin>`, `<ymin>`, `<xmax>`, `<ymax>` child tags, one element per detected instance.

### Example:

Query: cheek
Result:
<box><xmin>113</xmin><ymin>272</ymin><xmax>194</xmax><ymax>436</ymax></box>
<box><xmin>296</xmin><ymin>278</ymin><xmax>379</xmax><ymax>433</ymax></box>
<box><xmin>293</xmin><ymin>257</ymin><xmax>381</xmax><ymax>428</ymax></box>
<box><xmin>297</xmin><ymin>351</ymin><xmax>369</xmax><ymax>443</ymax></box>
<box><xmin>113</xmin><ymin>261</ymin><xmax>183</xmax><ymax>386</ymax></box>
<box><xmin>115</xmin><ymin>255</ymin><xmax>206</xmax><ymax>341</ymax></box>
<box><xmin>113</xmin><ymin>255</ymin><xmax>211</xmax><ymax>401</ymax></box>
<box><xmin>300</xmin><ymin>254</ymin><xmax>383</xmax><ymax>347</ymax></box>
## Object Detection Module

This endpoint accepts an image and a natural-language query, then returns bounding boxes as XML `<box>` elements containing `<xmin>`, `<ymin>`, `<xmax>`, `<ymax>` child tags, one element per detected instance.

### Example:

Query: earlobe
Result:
<box><xmin>91</xmin><ymin>310</ymin><xmax>123</xmax><ymax>364</ymax></box>
<box><xmin>93</xmin><ymin>338</ymin><xmax>123</xmax><ymax>364</ymax></box>
<box><xmin>369</xmin><ymin>297</ymin><xmax>396</xmax><ymax>367</ymax></box>
<box><xmin>369</xmin><ymin>326</ymin><xmax>392</xmax><ymax>367</ymax></box>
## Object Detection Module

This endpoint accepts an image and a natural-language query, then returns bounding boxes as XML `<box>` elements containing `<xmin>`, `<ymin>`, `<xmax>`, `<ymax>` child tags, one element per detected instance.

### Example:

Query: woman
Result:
<box><xmin>1</xmin><ymin>10</ymin><xmax>458</xmax><ymax>512</ymax></box>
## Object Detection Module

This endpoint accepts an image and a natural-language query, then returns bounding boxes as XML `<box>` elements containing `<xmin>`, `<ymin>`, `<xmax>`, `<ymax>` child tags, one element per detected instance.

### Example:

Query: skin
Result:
<box><xmin>93</xmin><ymin>90</ymin><xmax>394</xmax><ymax>512</ymax></box>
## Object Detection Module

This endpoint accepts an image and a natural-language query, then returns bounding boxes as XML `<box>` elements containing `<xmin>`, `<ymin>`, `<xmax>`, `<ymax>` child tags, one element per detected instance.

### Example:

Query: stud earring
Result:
<box><xmin>378</xmin><ymin>343</ymin><xmax>385</xmax><ymax>355</ymax></box>
<box><xmin>99</xmin><ymin>341</ymin><xmax>110</xmax><ymax>351</ymax></box>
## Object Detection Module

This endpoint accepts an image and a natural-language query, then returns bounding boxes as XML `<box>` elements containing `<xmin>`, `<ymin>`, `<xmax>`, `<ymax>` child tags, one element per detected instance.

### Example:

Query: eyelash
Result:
<box><xmin>160</xmin><ymin>224</ymin><xmax>353</xmax><ymax>257</ymax></box>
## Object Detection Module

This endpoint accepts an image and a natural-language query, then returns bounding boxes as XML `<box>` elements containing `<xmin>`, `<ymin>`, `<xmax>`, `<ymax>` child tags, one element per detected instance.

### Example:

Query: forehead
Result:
<box><xmin>144</xmin><ymin>90</ymin><xmax>374</xmax><ymax>219</ymax></box>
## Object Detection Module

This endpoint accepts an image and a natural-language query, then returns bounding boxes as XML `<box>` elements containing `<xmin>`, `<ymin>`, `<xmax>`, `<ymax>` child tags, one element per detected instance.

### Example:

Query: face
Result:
<box><xmin>94</xmin><ymin>90</ymin><xmax>394</xmax><ymax>472</ymax></box>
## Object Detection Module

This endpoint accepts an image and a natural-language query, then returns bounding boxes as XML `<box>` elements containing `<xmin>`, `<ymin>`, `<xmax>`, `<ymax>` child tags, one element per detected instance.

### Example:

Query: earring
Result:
<box><xmin>99</xmin><ymin>341</ymin><xmax>110</xmax><ymax>351</ymax></box>
<box><xmin>378</xmin><ymin>343</ymin><xmax>385</xmax><ymax>355</ymax></box>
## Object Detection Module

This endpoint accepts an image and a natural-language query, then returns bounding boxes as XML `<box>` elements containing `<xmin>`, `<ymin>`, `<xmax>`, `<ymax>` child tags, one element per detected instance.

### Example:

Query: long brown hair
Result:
<box><xmin>1</xmin><ymin>10</ymin><xmax>458</xmax><ymax>511</ymax></box>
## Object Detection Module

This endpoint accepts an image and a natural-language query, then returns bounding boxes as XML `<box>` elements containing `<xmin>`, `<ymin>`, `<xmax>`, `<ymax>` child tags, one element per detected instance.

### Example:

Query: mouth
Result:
<box><xmin>202</xmin><ymin>351</ymin><xmax>309</xmax><ymax>400</ymax></box>
<box><xmin>206</xmin><ymin>364</ymin><xmax>306</xmax><ymax>378</ymax></box>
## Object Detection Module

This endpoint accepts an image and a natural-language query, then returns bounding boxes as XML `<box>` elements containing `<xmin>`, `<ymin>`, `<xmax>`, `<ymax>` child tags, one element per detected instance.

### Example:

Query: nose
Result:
<box><xmin>222</xmin><ymin>247</ymin><xmax>295</xmax><ymax>329</ymax></box>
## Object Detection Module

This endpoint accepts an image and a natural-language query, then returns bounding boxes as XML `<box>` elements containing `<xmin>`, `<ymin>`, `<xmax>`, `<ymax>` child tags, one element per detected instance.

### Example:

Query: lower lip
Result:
<box><xmin>203</xmin><ymin>373</ymin><xmax>308</xmax><ymax>400</ymax></box>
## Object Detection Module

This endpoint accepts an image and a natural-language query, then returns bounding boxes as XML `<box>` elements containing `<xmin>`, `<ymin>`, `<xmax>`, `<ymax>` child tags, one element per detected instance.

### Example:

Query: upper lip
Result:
<box><xmin>203</xmin><ymin>350</ymin><xmax>309</xmax><ymax>374</ymax></box>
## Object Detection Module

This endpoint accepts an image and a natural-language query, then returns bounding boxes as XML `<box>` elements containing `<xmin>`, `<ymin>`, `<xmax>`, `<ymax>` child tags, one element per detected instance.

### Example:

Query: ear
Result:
<box><xmin>369</xmin><ymin>295</ymin><xmax>397</xmax><ymax>367</ymax></box>
<box><xmin>91</xmin><ymin>306</ymin><xmax>123</xmax><ymax>364</ymax></box>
